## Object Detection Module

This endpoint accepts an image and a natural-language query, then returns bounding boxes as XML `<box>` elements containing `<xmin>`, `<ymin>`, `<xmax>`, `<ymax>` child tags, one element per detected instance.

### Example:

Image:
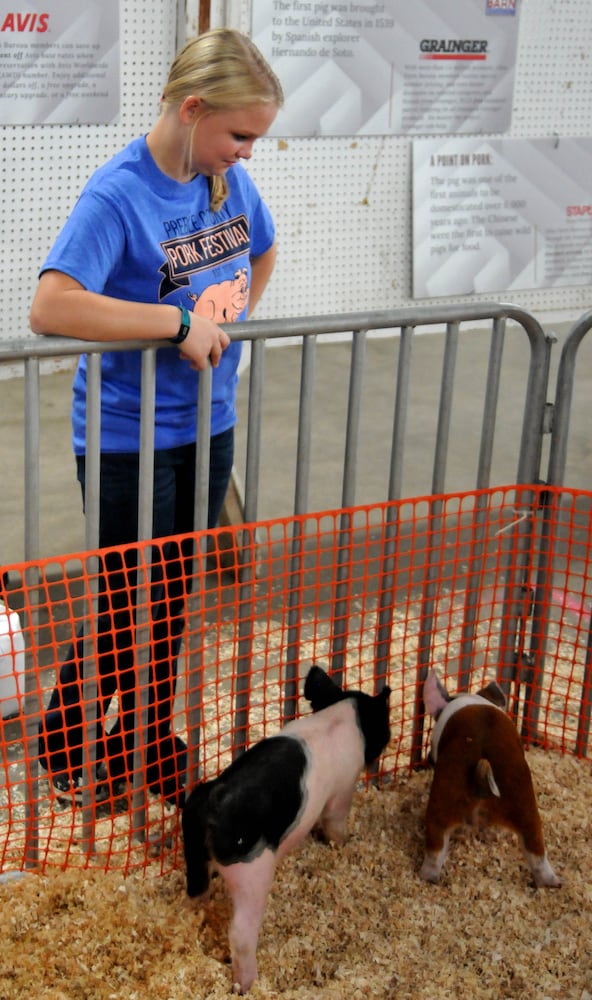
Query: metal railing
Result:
<box><xmin>523</xmin><ymin>310</ymin><xmax>592</xmax><ymax>758</ymax></box>
<box><xmin>1</xmin><ymin>302</ymin><xmax>554</xmax><ymax>565</ymax></box>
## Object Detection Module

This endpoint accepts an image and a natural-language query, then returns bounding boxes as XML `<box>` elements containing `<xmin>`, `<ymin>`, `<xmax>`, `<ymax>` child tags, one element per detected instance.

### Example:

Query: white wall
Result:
<box><xmin>2</xmin><ymin>0</ymin><xmax>592</xmax><ymax>346</ymax></box>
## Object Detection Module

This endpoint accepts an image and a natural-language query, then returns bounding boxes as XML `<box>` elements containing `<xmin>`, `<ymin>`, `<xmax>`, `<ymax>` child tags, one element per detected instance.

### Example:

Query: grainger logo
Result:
<box><xmin>419</xmin><ymin>39</ymin><xmax>488</xmax><ymax>61</ymax></box>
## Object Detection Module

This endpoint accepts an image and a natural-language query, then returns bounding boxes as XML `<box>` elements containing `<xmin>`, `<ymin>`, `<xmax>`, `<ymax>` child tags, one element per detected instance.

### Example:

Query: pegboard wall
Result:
<box><xmin>3</xmin><ymin>0</ymin><xmax>592</xmax><ymax>344</ymax></box>
<box><xmin>3</xmin><ymin>0</ymin><xmax>179</xmax><ymax>343</ymax></box>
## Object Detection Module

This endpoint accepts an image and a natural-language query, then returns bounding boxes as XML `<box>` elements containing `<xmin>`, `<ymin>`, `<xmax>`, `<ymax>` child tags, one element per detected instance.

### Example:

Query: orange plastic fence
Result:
<box><xmin>0</xmin><ymin>485</ymin><xmax>591</xmax><ymax>878</ymax></box>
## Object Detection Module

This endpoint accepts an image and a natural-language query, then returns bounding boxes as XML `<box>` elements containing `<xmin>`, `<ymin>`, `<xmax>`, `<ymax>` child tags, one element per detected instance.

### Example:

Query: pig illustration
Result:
<box><xmin>419</xmin><ymin>668</ymin><xmax>560</xmax><ymax>889</ymax></box>
<box><xmin>182</xmin><ymin>665</ymin><xmax>391</xmax><ymax>994</ymax></box>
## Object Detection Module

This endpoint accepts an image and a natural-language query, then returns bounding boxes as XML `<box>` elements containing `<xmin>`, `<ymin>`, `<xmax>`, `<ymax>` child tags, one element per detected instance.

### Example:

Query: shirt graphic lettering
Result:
<box><xmin>159</xmin><ymin>215</ymin><xmax>250</xmax><ymax>298</ymax></box>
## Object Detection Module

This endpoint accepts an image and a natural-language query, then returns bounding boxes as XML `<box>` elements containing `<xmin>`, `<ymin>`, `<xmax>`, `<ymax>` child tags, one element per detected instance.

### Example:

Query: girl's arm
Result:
<box><xmin>248</xmin><ymin>241</ymin><xmax>277</xmax><ymax>317</ymax></box>
<box><xmin>30</xmin><ymin>270</ymin><xmax>229</xmax><ymax>369</ymax></box>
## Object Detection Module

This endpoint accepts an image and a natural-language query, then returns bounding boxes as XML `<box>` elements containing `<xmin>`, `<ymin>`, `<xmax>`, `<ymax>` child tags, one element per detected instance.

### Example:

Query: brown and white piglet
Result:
<box><xmin>419</xmin><ymin>668</ymin><xmax>560</xmax><ymax>889</ymax></box>
<box><xmin>182</xmin><ymin>665</ymin><xmax>391</xmax><ymax>994</ymax></box>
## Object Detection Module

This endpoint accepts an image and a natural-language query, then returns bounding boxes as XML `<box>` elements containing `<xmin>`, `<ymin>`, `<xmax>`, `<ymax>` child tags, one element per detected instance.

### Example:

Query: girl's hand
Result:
<box><xmin>178</xmin><ymin>315</ymin><xmax>230</xmax><ymax>369</ymax></box>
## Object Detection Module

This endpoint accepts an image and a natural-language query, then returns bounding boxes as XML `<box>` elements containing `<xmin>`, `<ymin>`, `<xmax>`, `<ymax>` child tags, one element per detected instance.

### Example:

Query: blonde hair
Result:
<box><xmin>162</xmin><ymin>28</ymin><xmax>284</xmax><ymax>211</ymax></box>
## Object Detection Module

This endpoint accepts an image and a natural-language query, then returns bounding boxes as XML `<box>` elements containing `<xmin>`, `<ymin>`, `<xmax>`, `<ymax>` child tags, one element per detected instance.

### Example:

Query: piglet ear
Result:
<box><xmin>478</xmin><ymin>680</ymin><xmax>507</xmax><ymax>710</ymax></box>
<box><xmin>422</xmin><ymin>669</ymin><xmax>450</xmax><ymax>718</ymax></box>
<box><xmin>303</xmin><ymin>665</ymin><xmax>345</xmax><ymax>712</ymax></box>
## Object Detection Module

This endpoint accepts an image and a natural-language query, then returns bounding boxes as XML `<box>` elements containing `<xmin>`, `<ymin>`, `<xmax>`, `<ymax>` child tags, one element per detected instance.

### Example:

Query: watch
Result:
<box><xmin>169</xmin><ymin>305</ymin><xmax>191</xmax><ymax>344</ymax></box>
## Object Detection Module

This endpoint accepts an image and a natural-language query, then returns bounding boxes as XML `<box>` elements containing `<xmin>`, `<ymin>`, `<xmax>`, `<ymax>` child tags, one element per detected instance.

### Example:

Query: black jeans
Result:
<box><xmin>38</xmin><ymin>429</ymin><xmax>234</xmax><ymax>802</ymax></box>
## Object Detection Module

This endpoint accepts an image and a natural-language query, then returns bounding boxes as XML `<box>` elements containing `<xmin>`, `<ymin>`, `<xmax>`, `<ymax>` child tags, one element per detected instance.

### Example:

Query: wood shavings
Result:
<box><xmin>0</xmin><ymin>748</ymin><xmax>590</xmax><ymax>1000</ymax></box>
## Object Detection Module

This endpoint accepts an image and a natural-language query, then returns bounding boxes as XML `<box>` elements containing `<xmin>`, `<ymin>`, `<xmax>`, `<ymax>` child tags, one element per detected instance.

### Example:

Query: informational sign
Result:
<box><xmin>412</xmin><ymin>137</ymin><xmax>592</xmax><ymax>298</ymax></box>
<box><xmin>0</xmin><ymin>1</ymin><xmax>119</xmax><ymax>124</ymax></box>
<box><xmin>253</xmin><ymin>0</ymin><xmax>521</xmax><ymax>136</ymax></box>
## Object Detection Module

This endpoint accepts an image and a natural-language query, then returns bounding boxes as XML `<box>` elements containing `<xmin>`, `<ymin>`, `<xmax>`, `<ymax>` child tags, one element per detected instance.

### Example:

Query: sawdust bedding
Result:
<box><xmin>1</xmin><ymin>749</ymin><xmax>590</xmax><ymax>1000</ymax></box>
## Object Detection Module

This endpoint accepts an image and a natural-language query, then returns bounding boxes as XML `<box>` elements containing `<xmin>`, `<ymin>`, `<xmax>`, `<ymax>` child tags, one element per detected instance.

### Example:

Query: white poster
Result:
<box><xmin>0</xmin><ymin>1</ymin><xmax>119</xmax><ymax>124</ymax></box>
<box><xmin>412</xmin><ymin>137</ymin><xmax>592</xmax><ymax>298</ymax></box>
<box><xmin>253</xmin><ymin>0</ymin><xmax>521</xmax><ymax>136</ymax></box>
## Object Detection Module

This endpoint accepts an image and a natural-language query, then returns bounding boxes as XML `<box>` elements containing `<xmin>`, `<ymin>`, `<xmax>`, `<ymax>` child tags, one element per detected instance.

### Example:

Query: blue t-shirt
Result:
<box><xmin>40</xmin><ymin>136</ymin><xmax>276</xmax><ymax>454</ymax></box>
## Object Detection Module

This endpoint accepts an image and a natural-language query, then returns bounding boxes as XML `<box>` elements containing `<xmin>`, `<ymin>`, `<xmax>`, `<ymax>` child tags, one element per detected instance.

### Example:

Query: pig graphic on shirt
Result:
<box><xmin>419</xmin><ymin>668</ymin><xmax>560</xmax><ymax>889</ymax></box>
<box><xmin>187</xmin><ymin>267</ymin><xmax>249</xmax><ymax>324</ymax></box>
<box><xmin>182</xmin><ymin>665</ymin><xmax>391</xmax><ymax>994</ymax></box>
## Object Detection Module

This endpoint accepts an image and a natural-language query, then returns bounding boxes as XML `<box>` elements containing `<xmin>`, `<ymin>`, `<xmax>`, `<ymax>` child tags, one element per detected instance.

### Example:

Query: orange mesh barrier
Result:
<box><xmin>0</xmin><ymin>484</ymin><xmax>591</xmax><ymax>878</ymax></box>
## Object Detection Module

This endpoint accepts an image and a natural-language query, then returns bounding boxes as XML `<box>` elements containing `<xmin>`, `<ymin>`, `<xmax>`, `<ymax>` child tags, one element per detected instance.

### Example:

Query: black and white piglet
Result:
<box><xmin>419</xmin><ymin>668</ymin><xmax>560</xmax><ymax>889</ymax></box>
<box><xmin>182</xmin><ymin>665</ymin><xmax>391</xmax><ymax>994</ymax></box>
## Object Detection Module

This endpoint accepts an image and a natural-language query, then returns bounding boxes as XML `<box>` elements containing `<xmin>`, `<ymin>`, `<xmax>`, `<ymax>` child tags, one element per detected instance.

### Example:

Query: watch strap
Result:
<box><xmin>169</xmin><ymin>305</ymin><xmax>191</xmax><ymax>344</ymax></box>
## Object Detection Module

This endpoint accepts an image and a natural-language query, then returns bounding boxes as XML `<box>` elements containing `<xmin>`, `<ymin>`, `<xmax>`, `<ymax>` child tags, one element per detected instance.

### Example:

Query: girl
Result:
<box><xmin>30</xmin><ymin>28</ymin><xmax>283</xmax><ymax>805</ymax></box>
